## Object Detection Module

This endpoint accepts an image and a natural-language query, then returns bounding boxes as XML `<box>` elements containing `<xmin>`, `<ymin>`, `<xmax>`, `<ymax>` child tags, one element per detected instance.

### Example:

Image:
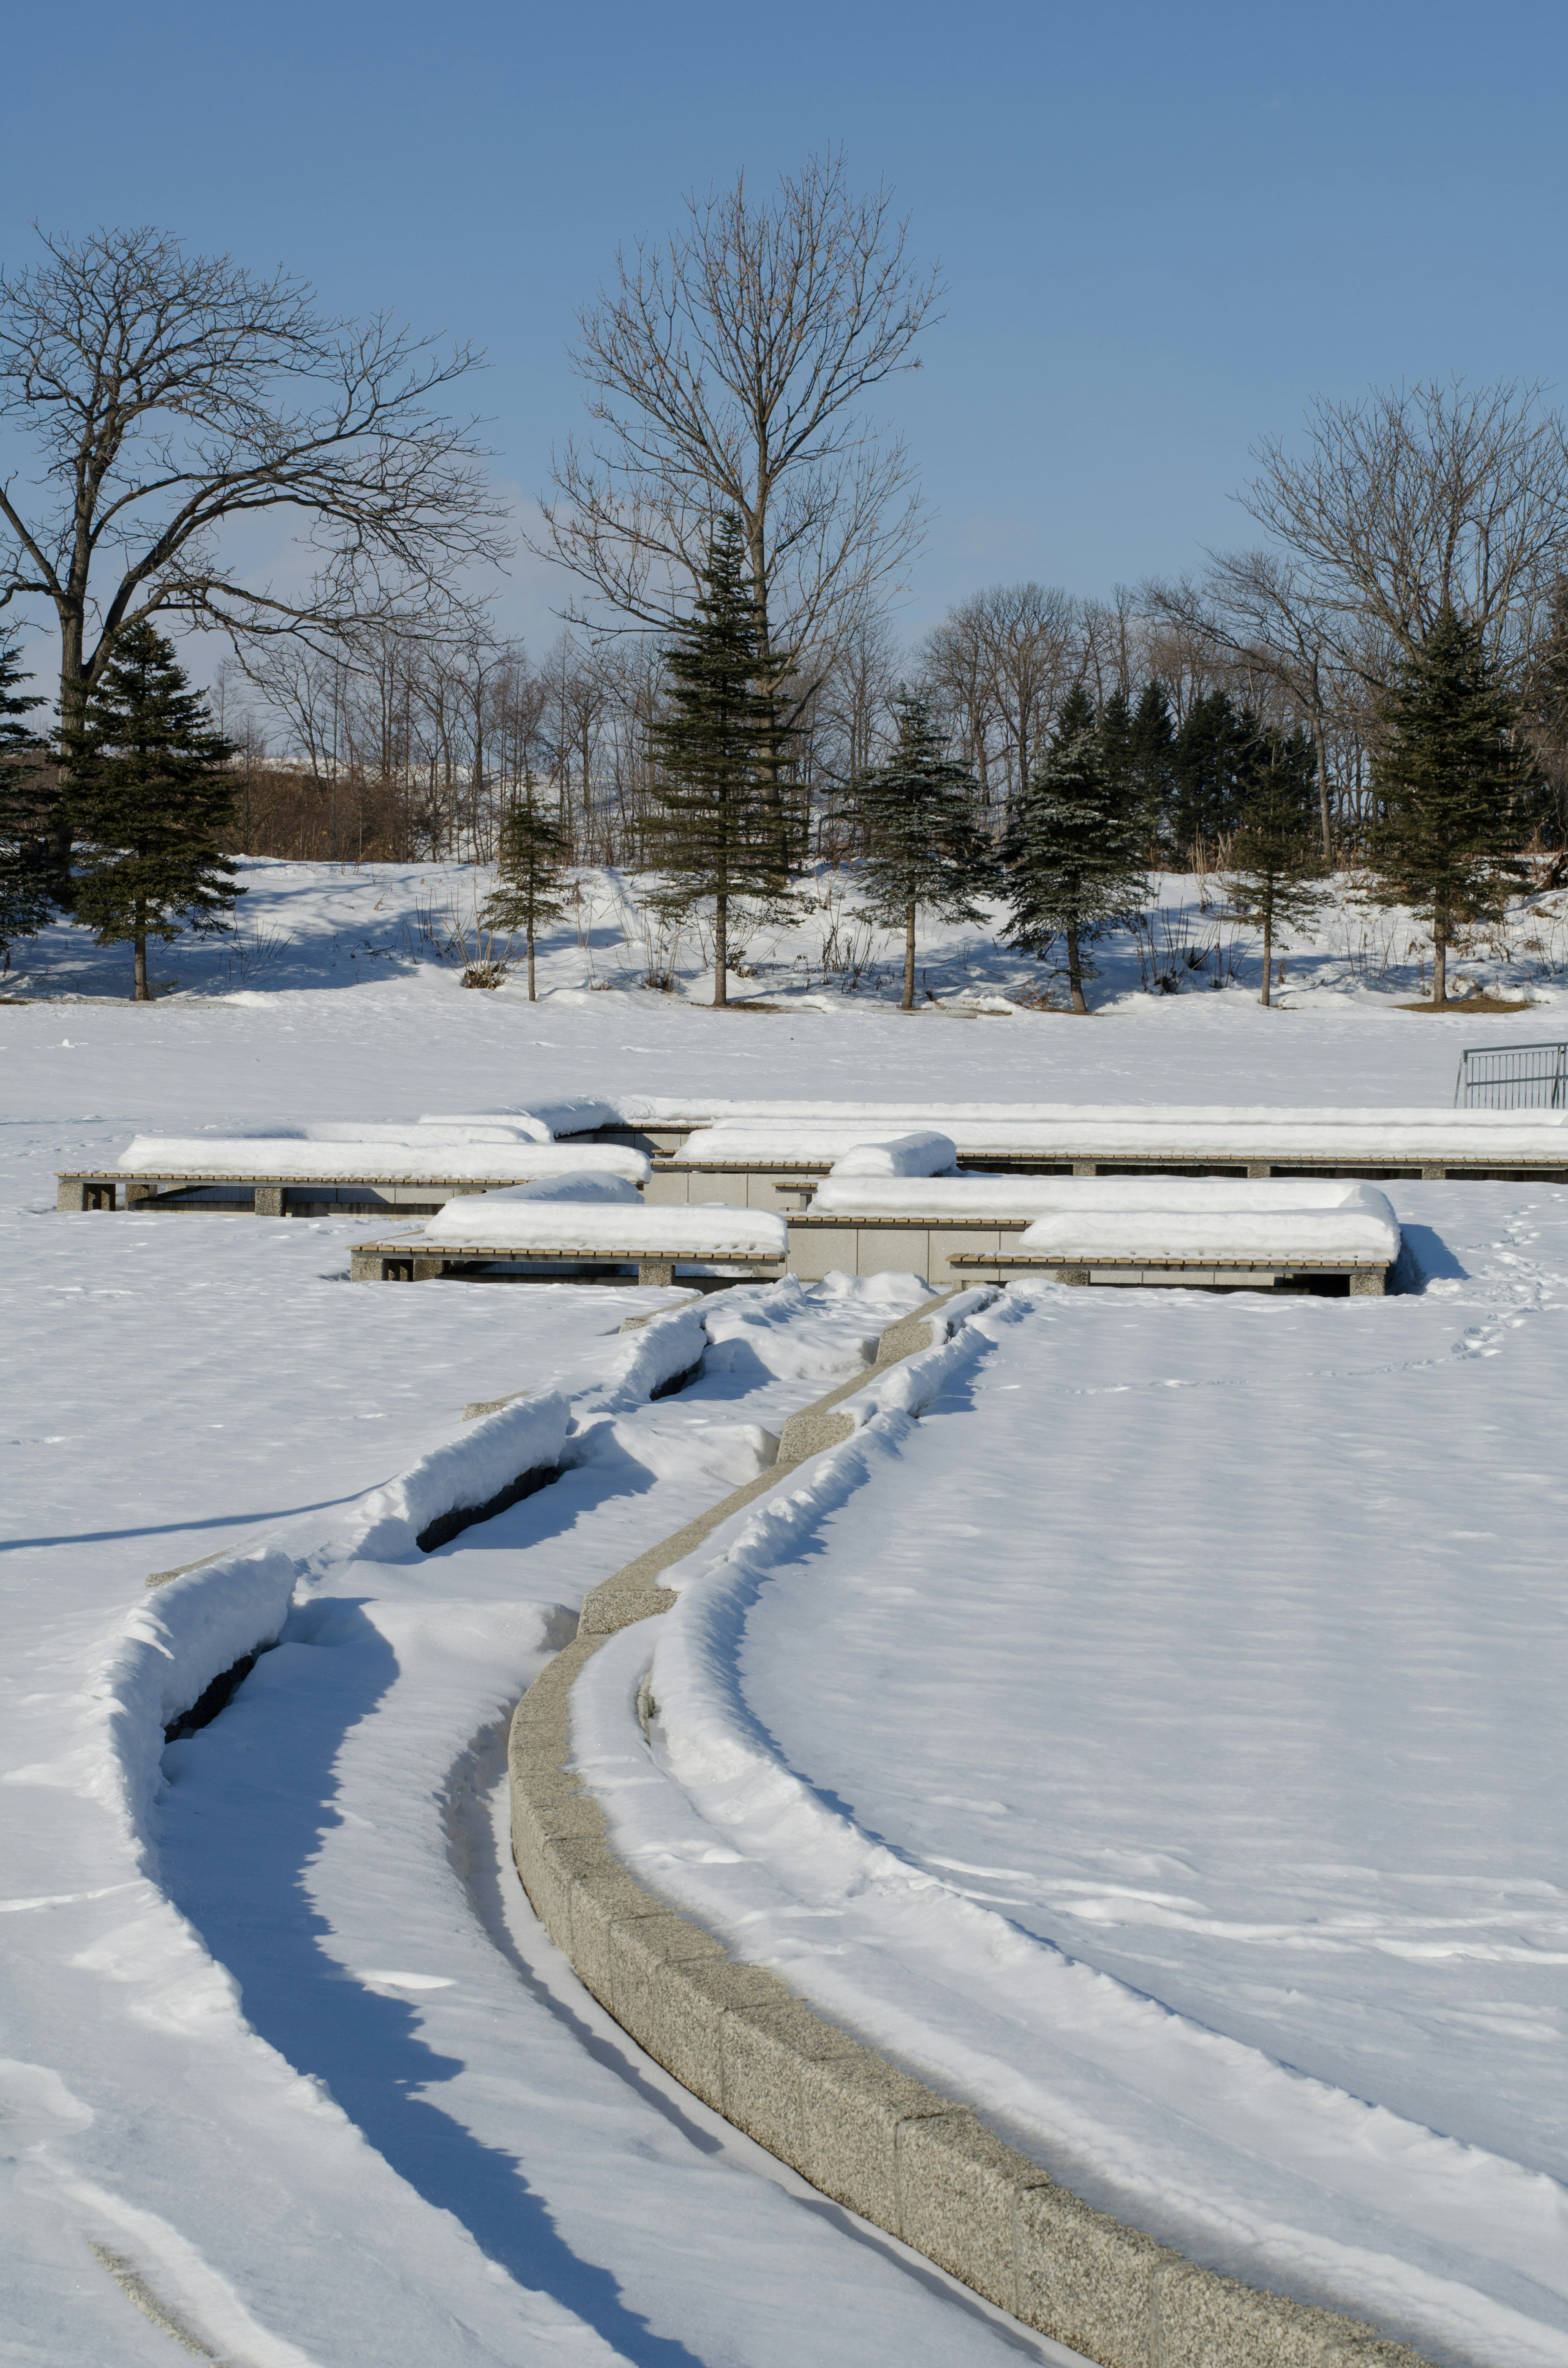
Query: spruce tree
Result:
<box><xmin>1227</xmin><ymin>737</ymin><xmax>1329</xmax><ymax>1006</ymax></box>
<box><xmin>479</xmin><ymin>771</ymin><xmax>572</xmax><ymax>1000</ymax></box>
<box><xmin>0</xmin><ymin>639</ymin><xmax>51</xmax><ymax>961</ymax></box>
<box><xmin>1127</xmin><ymin>680</ymin><xmax>1176</xmax><ymax>858</ymax></box>
<box><xmin>648</xmin><ymin>514</ymin><xmax>787</xmax><ymax>1007</ymax></box>
<box><xmin>844</xmin><ymin>691</ymin><xmax>992</xmax><ymax>1008</ymax></box>
<box><xmin>62</xmin><ymin>622</ymin><xmax>241</xmax><ymax>1000</ymax></box>
<box><xmin>1004</xmin><ymin>686</ymin><xmax>1148</xmax><ymax>1013</ymax></box>
<box><xmin>1367</xmin><ymin>607</ymin><xmax>1528</xmax><ymax>1006</ymax></box>
<box><xmin>1171</xmin><ymin>690</ymin><xmax>1254</xmax><ymax>853</ymax></box>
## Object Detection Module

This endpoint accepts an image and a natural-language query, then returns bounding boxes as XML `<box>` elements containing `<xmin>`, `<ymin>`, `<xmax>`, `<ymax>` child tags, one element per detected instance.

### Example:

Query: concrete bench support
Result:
<box><xmin>254</xmin><ymin>1184</ymin><xmax>285</xmax><ymax>1217</ymax></box>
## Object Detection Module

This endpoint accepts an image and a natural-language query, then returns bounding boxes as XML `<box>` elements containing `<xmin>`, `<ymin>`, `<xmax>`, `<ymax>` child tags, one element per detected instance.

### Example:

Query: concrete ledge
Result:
<box><xmin>508</xmin><ymin>1292</ymin><xmax>1437</xmax><ymax>2368</ymax></box>
<box><xmin>576</xmin><ymin>1291</ymin><xmax>971</xmax><ymax>1635</ymax></box>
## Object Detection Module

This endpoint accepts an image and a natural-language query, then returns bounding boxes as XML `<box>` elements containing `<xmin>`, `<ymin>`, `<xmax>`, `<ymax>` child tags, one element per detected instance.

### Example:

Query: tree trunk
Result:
<box><xmin>133</xmin><ymin>921</ymin><xmax>149</xmax><ymax>1002</ymax></box>
<box><xmin>1259</xmin><ymin>901</ymin><xmax>1273</xmax><ymax>1008</ymax></box>
<box><xmin>527</xmin><ymin>921</ymin><xmax>536</xmax><ymax>1002</ymax></box>
<box><xmin>51</xmin><ymin>614</ymin><xmax>88</xmax><ymax>901</ymax></box>
<box><xmin>714</xmin><ymin>895</ymin><xmax>728</xmax><ymax>1007</ymax></box>
<box><xmin>1067</xmin><ymin>924</ymin><xmax>1088</xmax><ymax>1014</ymax></box>
<box><xmin>1312</xmin><ymin>714</ymin><xmax>1333</xmax><ymax>867</ymax></box>
<box><xmin>1432</xmin><ymin>927</ymin><xmax>1447</xmax><ymax>1008</ymax></box>
<box><xmin>902</xmin><ymin>901</ymin><xmax>916</xmax><ymax>1009</ymax></box>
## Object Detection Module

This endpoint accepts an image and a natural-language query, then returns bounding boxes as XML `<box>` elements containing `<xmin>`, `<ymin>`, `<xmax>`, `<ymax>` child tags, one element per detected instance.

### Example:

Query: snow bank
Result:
<box><xmin>100</xmin><ymin>1544</ymin><xmax>300</xmax><ymax>1852</ymax></box>
<box><xmin>1016</xmin><ymin>1181</ymin><xmax>1400</xmax><ymax>1263</ymax></box>
<box><xmin>345</xmin><ymin>1392</ymin><xmax>571</xmax><ymax>1560</ymax></box>
<box><xmin>419</xmin><ymin>1198</ymin><xmax>788</xmax><ymax>1257</ymax></box>
<box><xmin>827</xmin><ymin>1133</ymin><xmax>958</xmax><ymax>1178</ymax></box>
<box><xmin>116</xmin><ymin>1136</ymin><xmax>650</xmax><ymax>1183</ymax></box>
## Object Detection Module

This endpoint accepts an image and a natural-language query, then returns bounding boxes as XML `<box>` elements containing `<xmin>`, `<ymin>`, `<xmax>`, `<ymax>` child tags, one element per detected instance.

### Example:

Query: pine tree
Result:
<box><xmin>647</xmin><ymin>514</ymin><xmax>788</xmax><ymax>1007</ymax></box>
<box><xmin>1367</xmin><ymin>607</ymin><xmax>1528</xmax><ymax>1006</ymax></box>
<box><xmin>62</xmin><ymin>622</ymin><xmax>241</xmax><ymax>1000</ymax></box>
<box><xmin>844</xmin><ymin>692</ymin><xmax>992</xmax><ymax>1008</ymax></box>
<box><xmin>1004</xmin><ymin>686</ymin><xmax>1148</xmax><ymax>1013</ymax></box>
<box><xmin>479</xmin><ymin>771</ymin><xmax>572</xmax><ymax>1000</ymax></box>
<box><xmin>0</xmin><ymin>639</ymin><xmax>51</xmax><ymax>961</ymax></box>
<box><xmin>1227</xmin><ymin>736</ymin><xmax>1329</xmax><ymax>1006</ymax></box>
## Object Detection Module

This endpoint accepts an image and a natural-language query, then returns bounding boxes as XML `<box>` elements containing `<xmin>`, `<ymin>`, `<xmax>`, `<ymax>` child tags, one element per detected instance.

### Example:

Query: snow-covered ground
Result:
<box><xmin>3</xmin><ymin>859</ymin><xmax>1566</xmax><ymax>2367</ymax></box>
<box><xmin>4</xmin><ymin>850</ymin><xmax>1568</xmax><ymax>1019</ymax></box>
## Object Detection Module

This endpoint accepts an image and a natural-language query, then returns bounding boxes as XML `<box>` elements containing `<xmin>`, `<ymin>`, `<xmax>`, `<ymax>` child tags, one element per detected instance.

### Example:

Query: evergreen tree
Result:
<box><xmin>844</xmin><ymin>691</ymin><xmax>992</xmax><ymax>1008</ymax></box>
<box><xmin>647</xmin><ymin>514</ymin><xmax>788</xmax><ymax>1007</ymax></box>
<box><xmin>1170</xmin><ymin>690</ymin><xmax>1254</xmax><ymax>852</ymax></box>
<box><xmin>1004</xmin><ymin>686</ymin><xmax>1148</xmax><ymax>1013</ymax></box>
<box><xmin>1367</xmin><ymin>606</ymin><xmax>1528</xmax><ymax>1006</ymax></box>
<box><xmin>1127</xmin><ymin>680</ymin><xmax>1176</xmax><ymax>858</ymax></box>
<box><xmin>479</xmin><ymin>771</ymin><xmax>572</xmax><ymax>1000</ymax></box>
<box><xmin>0</xmin><ymin>639</ymin><xmax>52</xmax><ymax>961</ymax></box>
<box><xmin>62</xmin><ymin>622</ymin><xmax>241</xmax><ymax>1000</ymax></box>
<box><xmin>1227</xmin><ymin>738</ymin><xmax>1329</xmax><ymax>1006</ymax></box>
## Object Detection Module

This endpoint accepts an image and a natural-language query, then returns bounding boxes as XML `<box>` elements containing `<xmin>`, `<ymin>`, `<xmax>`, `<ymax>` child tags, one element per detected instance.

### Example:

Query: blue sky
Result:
<box><xmin>5</xmin><ymin>0</ymin><xmax>1568</xmax><ymax>662</ymax></box>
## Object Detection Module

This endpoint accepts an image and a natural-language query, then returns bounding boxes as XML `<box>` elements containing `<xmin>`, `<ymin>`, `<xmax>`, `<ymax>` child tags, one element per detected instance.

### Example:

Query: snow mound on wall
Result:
<box><xmin>100</xmin><ymin>1544</ymin><xmax>300</xmax><ymax>1853</ymax></box>
<box><xmin>345</xmin><ymin>1392</ymin><xmax>572</xmax><ymax>1561</ymax></box>
<box><xmin>116</xmin><ymin>1137</ymin><xmax>650</xmax><ymax>1183</ymax></box>
<box><xmin>421</xmin><ymin>1199</ymin><xmax>788</xmax><ymax>1255</ymax></box>
<box><xmin>828</xmin><ymin>1132</ymin><xmax>958</xmax><ymax>1178</ymax></box>
<box><xmin>418</xmin><ymin>1099</ymin><xmax>619</xmax><ymax>1138</ymax></box>
<box><xmin>592</xmin><ymin>1302</ymin><xmax>712</xmax><ymax>1411</ymax></box>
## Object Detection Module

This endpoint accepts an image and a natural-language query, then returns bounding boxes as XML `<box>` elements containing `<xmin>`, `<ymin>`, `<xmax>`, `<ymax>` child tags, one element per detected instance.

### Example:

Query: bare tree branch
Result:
<box><xmin>0</xmin><ymin>223</ymin><xmax>508</xmax><ymax>760</ymax></box>
<box><xmin>531</xmin><ymin>148</ymin><xmax>941</xmax><ymax>715</ymax></box>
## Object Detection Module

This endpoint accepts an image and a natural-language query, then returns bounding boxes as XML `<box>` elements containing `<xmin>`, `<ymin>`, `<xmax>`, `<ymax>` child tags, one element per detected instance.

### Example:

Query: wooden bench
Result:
<box><xmin>347</xmin><ymin>1230</ymin><xmax>784</xmax><ymax>1289</ymax></box>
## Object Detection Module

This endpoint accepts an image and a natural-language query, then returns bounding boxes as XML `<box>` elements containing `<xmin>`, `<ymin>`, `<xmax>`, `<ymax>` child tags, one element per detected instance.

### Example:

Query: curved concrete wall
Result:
<box><xmin>508</xmin><ymin>1302</ymin><xmax>1435</xmax><ymax>2368</ymax></box>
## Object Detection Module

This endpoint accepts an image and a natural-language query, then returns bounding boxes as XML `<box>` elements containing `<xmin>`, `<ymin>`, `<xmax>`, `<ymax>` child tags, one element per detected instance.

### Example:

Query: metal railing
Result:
<box><xmin>1454</xmin><ymin>1040</ymin><xmax>1568</xmax><ymax>1108</ymax></box>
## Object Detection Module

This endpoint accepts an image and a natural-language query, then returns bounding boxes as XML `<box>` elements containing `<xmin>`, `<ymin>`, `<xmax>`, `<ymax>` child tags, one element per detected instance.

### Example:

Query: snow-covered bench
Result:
<box><xmin>641</xmin><ymin>1104</ymin><xmax>1568</xmax><ymax>1200</ymax></box>
<box><xmin>348</xmin><ymin>1175</ymin><xmax>788</xmax><ymax>1287</ymax></box>
<box><xmin>788</xmin><ymin>1175</ymin><xmax>1402</xmax><ymax>1295</ymax></box>
<box><xmin>57</xmin><ymin>1134</ymin><xmax>650</xmax><ymax>1215</ymax></box>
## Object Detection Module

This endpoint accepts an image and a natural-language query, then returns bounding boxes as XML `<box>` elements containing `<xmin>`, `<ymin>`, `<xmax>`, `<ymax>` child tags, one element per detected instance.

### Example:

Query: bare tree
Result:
<box><xmin>928</xmin><ymin>584</ymin><xmax>1078</xmax><ymax>817</ymax></box>
<box><xmin>0</xmin><ymin>225</ymin><xmax>505</xmax><ymax>830</ymax></box>
<box><xmin>1147</xmin><ymin>558</ymin><xmax>1345</xmax><ymax>859</ymax></box>
<box><xmin>535</xmin><ymin>150</ymin><xmax>940</xmax><ymax>738</ymax></box>
<box><xmin>1238</xmin><ymin>379</ymin><xmax>1568</xmax><ymax>682</ymax></box>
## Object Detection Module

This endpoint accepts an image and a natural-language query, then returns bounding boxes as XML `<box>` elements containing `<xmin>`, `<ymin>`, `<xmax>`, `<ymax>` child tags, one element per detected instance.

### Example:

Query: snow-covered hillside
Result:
<box><xmin>5</xmin><ymin>852</ymin><xmax>1568</xmax><ymax>1015</ymax></box>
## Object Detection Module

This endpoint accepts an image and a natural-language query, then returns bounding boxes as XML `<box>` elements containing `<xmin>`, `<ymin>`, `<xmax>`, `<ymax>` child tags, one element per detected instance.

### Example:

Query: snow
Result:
<box><xmin>674</xmin><ymin>1112</ymin><xmax>1568</xmax><ymax>1168</ymax></box>
<box><xmin>574</xmin><ymin>1214</ymin><xmax>1568</xmax><ymax>2365</ymax></box>
<box><xmin>420</xmin><ymin>1197</ymin><xmax>788</xmax><ymax>1257</ymax></box>
<box><xmin>648</xmin><ymin>1096</ymin><xmax>1568</xmax><ymax>1131</ymax></box>
<box><xmin>115</xmin><ymin>1137</ymin><xmax>652</xmax><ymax>1182</ymax></box>
<box><xmin>7</xmin><ymin>854</ymin><xmax>1568</xmax><ymax>2368</ymax></box>
<box><xmin>826</xmin><ymin>1131</ymin><xmax>959</xmax><ymax>1176</ymax></box>
<box><xmin>1012</xmin><ymin>1180</ymin><xmax>1402</xmax><ymax>1263</ymax></box>
<box><xmin>418</xmin><ymin>1099</ymin><xmax>621</xmax><ymax>1139</ymax></box>
<box><xmin>812</xmin><ymin>1173</ymin><xmax>1394</xmax><ymax>1219</ymax></box>
<box><xmin>468</xmin><ymin>1171</ymin><xmax>645</xmax><ymax>1204</ymax></box>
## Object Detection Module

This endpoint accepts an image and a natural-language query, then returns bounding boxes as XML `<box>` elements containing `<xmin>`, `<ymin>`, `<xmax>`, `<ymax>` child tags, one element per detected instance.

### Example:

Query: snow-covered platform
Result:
<box><xmin>637</xmin><ymin>1104</ymin><xmax>1568</xmax><ymax>1200</ymax></box>
<box><xmin>57</xmin><ymin>1133</ymin><xmax>650</xmax><ymax>1215</ymax></box>
<box><xmin>788</xmin><ymin>1177</ymin><xmax>1401</xmax><ymax>1294</ymax></box>
<box><xmin>347</xmin><ymin>1195</ymin><xmax>789</xmax><ymax>1288</ymax></box>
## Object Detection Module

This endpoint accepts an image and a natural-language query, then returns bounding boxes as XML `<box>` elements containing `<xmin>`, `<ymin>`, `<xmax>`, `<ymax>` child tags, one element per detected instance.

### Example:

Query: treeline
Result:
<box><xmin>200</xmin><ymin>566</ymin><xmax>1568</xmax><ymax>880</ymax></box>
